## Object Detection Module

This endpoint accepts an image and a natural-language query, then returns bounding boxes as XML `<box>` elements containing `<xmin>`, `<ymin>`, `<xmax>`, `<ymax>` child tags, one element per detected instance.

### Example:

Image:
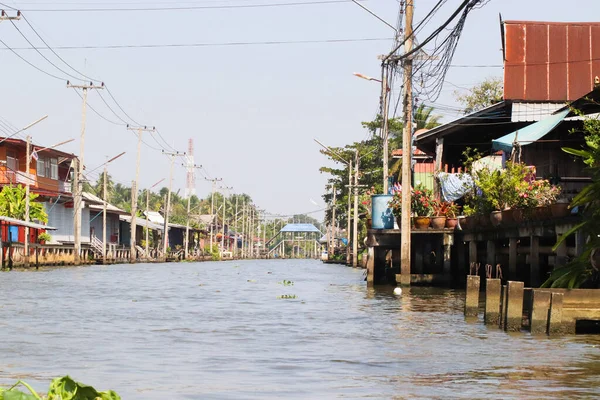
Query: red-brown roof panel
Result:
<box><xmin>526</xmin><ymin>23</ymin><xmax>549</xmax><ymax>100</ymax></box>
<box><xmin>504</xmin><ymin>21</ymin><xmax>600</xmax><ymax>101</ymax></box>
<box><xmin>548</xmin><ymin>24</ymin><xmax>568</xmax><ymax>100</ymax></box>
<box><xmin>504</xmin><ymin>23</ymin><xmax>526</xmax><ymax>100</ymax></box>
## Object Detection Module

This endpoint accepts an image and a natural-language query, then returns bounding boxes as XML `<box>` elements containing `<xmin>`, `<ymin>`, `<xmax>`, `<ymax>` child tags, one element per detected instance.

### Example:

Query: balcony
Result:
<box><xmin>0</xmin><ymin>169</ymin><xmax>35</xmax><ymax>186</ymax></box>
<box><xmin>58</xmin><ymin>180</ymin><xmax>72</xmax><ymax>194</ymax></box>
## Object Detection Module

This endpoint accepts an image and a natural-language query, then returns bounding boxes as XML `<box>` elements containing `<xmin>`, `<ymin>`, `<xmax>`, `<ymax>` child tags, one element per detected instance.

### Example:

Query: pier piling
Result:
<box><xmin>465</xmin><ymin>275</ymin><xmax>480</xmax><ymax>317</ymax></box>
<box><xmin>504</xmin><ymin>281</ymin><xmax>524</xmax><ymax>332</ymax></box>
<box><xmin>484</xmin><ymin>279</ymin><xmax>501</xmax><ymax>325</ymax></box>
<box><xmin>530</xmin><ymin>289</ymin><xmax>551</xmax><ymax>334</ymax></box>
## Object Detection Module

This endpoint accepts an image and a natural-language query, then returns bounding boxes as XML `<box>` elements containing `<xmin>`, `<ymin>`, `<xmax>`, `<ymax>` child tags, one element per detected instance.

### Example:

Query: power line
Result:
<box><xmin>8</xmin><ymin>18</ymin><xmax>85</xmax><ymax>81</ymax></box>
<box><xmin>104</xmin><ymin>85</ymin><xmax>142</xmax><ymax>126</ymax></box>
<box><xmin>0</xmin><ymin>38</ymin><xmax>64</xmax><ymax>80</ymax></box>
<box><xmin>0</xmin><ymin>37</ymin><xmax>392</xmax><ymax>50</ymax></box>
<box><xmin>20</xmin><ymin>12</ymin><xmax>100</xmax><ymax>82</ymax></box>
<box><xmin>15</xmin><ymin>0</ymin><xmax>371</xmax><ymax>12</ymax></box>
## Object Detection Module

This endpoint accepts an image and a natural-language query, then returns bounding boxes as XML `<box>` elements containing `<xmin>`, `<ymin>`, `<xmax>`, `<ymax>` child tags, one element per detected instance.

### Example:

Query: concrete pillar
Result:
<box><xmin>508</xmin><ymin>238</ymin><xmax>518</xmax><ymax>280</ymax></box>
<box><xmin>530</xmin><ymin>289</ymin><xmax>551</xmax><ymax>334</ymax></box>
<box><xmin>486</xmin><ymin>240</ymin><xmax>496</xmax><ymax>267</ymax></box>
<box><xmin>443</xmin><ymin>233</ymin><xmax>453</xmax><ymax>276</ymax></box>
<box><xmin>366</xmin><ymin>247</ymin><xmax>375</xmax><ymax>286</ymax></box>
<box><xmin>530</xmin><ymin>236</ymin><xmax>540</xmax><ymax>287</ymax></box>
<box><xmin>465</xmin><ymin>275</ymin><xmax>480</xmax><ymax>317</ymax></box>
<box><xmin>548</xmin><ymin>292</ymin><xmax>565</xmax><ymax>335</ymax></box>
<box><xmin>484</xmin><ymin>279</ymin><xmax>502</xmax><ymax>325</ymax></box>
<box><xmin>469</xmin><ymin>241</ymin><xmax>477</xmax><ymax>266</ymax></box>
<box><xmin>504</xmin><ymin>281</ymin><xmax>524</xmax><ymax>332</ymax></box>
<box><xmin>499</xmin><ymin>284</ymin><xmax>507</xmax><ymax>329</ymax></box>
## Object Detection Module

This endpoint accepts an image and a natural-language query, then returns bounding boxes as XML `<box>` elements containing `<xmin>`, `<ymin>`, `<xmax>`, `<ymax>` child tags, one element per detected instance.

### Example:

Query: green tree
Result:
<box><xmin>0</xmin><ymin>185</ymin><xmax>48</xmax><ymax>223</ymax></box>
<box><xmin>544</xmin><ymin>112</ymin><xmax>600</xmax><ymax>288</ymax></box>
<box><xmin>454</xmin><ymin>77</ymin><xmax>503</xmax><ymax>114</ymax></box>
<box><xmin>414</xmin><ymin>104</ymin><xmax>442</xmax><ymax>130</ymax></box>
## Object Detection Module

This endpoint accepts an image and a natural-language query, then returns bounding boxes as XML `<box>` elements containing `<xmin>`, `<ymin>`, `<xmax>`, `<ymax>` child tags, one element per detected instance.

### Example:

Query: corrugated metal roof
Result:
<box><xmin>0</xmin><ymin>216</ymin><xmax>56</xmax><ymax>230</ymax></box>
<box><xmin>511</xmin><ymin>102</ymin><xmax>563</xmax><ymax>122</ymax></box>
<box><xmin>280</xmin><ymin>223</ymin><xmax>322</xmax><ymax>233</ymax></box>
<box><xmin>503</xmin><ymin>20</ymin><xmax>600</xmax><ymax>101</ymax></box>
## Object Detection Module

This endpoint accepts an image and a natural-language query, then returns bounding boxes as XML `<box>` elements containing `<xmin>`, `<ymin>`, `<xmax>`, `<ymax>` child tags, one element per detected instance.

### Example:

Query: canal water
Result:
<box><xmin>0</xmin><ymin>259</ymin><xmax>599</xmax><ymax>399</ymax></box>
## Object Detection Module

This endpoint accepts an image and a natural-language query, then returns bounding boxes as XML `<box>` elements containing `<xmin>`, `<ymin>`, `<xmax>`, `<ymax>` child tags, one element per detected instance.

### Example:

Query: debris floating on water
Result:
<box><xmin>393</xmin><ymin>287</ymin><xmax>403</xmax><ymax>296</ymax></box>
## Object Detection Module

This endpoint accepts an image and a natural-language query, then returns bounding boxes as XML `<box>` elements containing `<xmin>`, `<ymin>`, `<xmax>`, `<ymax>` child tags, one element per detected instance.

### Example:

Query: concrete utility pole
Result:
<box><xmin>162</xmin><ymin>150</ymin><xmax>183</xmax><ymax>258</ymax></box>
<box><xmin>67</xmin><ymin>81</ymin><xmax>104</xmax><ymax>264</ymax></box>
<box><xmin>234</xmin><ymin>195</ymin><xmax>239</xmax><ymax>258</ymax></box>
<box><xmin>219</xmin><ymin>186</ymin><xmax>233</xmax><ymax>254</ymax></box>
<box><xmin>399</xmin><ymin>0</ymin><xmax>414</xmax><ymax>286</ymax></box>
<box><xmin>127</xmin><ymin>125</ymin><xmax>155</xmax><ymax>263</ymax></box>
<box><xmin>145</xmin><ymin>178</ymin><xmax>165</xmax><ymax>258</ymax></box>
<box><xmin>0</xmin><ymin>10</ymin><xmax>21</xmax><ymax>22</ymax></box>
<box><xmin>204</xmin><ymin>177</ymin><xmax>222</xmax><ymax>253</ymax></box>
<box><xmin>353</xmin><ymin>150</ymin><xmax>360</xmax><ymax>267</ymax></box>
<box><xmin>381</xmin><ymin>66</ymin><xmax>391</xmax><ymax>194</ymax></box>
<box><xmin>100</xmin><ymin>152</ymin><xmax>126</xmax><ymax>264</ymax></box>
<box><xmin>329</xmin><ymin>186</ymin><xmax>336</xmax><ymax>258</ymax></box>
<box><xmin>241</xmin><ymin>202</ymin><xmax>246</xmax><ymax>258</ymax></box>
<box><xmin>182</xmin><ymin>164</ymin><xmax>202</xmax><ymax>259</ymax></box>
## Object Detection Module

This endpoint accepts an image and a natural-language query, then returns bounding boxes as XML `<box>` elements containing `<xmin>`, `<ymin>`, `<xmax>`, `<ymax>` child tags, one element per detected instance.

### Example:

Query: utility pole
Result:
<box><xmin>127</xmin><ymin>125</ymin><xmax>155</xmax><ymax>263</ymax></box>
<box><xmin>329</xmin><ymin>186</ymin><xmax>336</xmax><ymax>258</ymax></box>
<box><xmin>234</xmin><ymin>195</ymin><xmax>239</xmax><ymax>258</ymax></box>
<box><xmin>24</xmin><ymin>135</ymin><xmax>31</xmax><ymax>267</ymax></box>
<box><xmin>162</xmin><ymin>150</ymin><xmax>182</xmax><ymax>258</ymax></box>
<box><xmin>204</xmin><ymin>177</ymin><xmax>222</xmax><ymax>253</ymax></box>
<box><xmin>353</xmin><ymin>151</ymin><xmax>363</xmax><ymax>268</ymax></box>
<box><xmin>381</xmin><ymin>65</ymin><xmax>391</xmax><ymax>194</ymax></box>
<box><xmin>346</xmin><ymin>159</ymin><xmax>353</xmax><ymax>265</ymax></box>
<box><xmin>100</xmin><ymin>153</ymin><xmax>128</xmax><ymax>263</ymax></box>
<box><xmin>145</xmin><ymin>178</ymin><xmax>165</xmax><ymax>258</ymax></box>
<box><xmin>399</xmin><ymin>0</ymin><xmax>414</xmax><ymax>286</ymax></box>
<box><xmin>182</xmin><ymin>164</ymin><xmax>202</xmax><ymax>259</ymax></box>
<box><xmin>67</xmin><ymin>81</ymin><xmax>104</xmax><ymax>264</ymax></box>
<box><xmin>219</xmin><ymin>186</ymin><xmax>232</xmax><ymax>255</ymax></box>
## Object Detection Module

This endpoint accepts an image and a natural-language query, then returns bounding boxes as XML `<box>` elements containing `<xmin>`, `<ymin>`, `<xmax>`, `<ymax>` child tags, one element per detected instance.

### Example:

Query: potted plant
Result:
<box><xmin>430</xmin><ymin>199</ymin><xmax>448</xmax><ymax>229</ymax></box>
<box><xmin>38</xmin><ymin>232</ymin><xmax>52</xmax><ymax>244</ymax></box>
<box><xmin>361</xmin><ymin>186</ymin><xmax>376</xmax><ymax>229</ymax></box>
<box><xmin>551</xmin><ymin>195</ymin><xmax>570</xmax><ymax>218</ymax></box>
<box><xmin>412</xmin><ymin>186</ymin><xmax>433</xmax><ymax>230</ymax></box>
<box><xmin>444</xmin><ymin>202</ymin><xmax>460</xmax><ymax>229</ymax></box>
<box><xmin>461</xmin><ymin>205</ymin><xmax>476</xmax><ymax>230</ymax></box>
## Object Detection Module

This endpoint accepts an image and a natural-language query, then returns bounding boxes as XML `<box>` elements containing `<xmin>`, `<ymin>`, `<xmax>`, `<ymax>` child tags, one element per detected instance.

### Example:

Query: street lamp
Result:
<box><xmin>314</xmin><ymin>138</ymin><xmax>354</xmax><ymax>265</ymax></box>
<box><xmin>354</xmin><ymin>70</ymin><xmax>391</xmax><ymax>194</ymax></box>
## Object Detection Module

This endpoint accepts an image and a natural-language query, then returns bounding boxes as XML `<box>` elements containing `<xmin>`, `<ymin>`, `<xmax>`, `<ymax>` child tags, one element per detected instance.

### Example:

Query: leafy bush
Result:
<box><xmin>0</xmin><ymin>376</ymin><xmax>120</xmax><ymax>400</ymax></box>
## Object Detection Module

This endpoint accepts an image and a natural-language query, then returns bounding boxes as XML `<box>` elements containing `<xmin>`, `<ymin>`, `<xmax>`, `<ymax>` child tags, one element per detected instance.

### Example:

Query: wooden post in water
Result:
<box><xmin>504</xmin><ymin>281</ymin><xmax>524</xmax><ymax>332</ymax></box>
<box><xmin>530</xmin><ymin>289</ymin><xmax>551</xmax><ymax>334</ymax></box>
<box><xmin>484</xmin><ymin>279</ymin><xmax>502</xmax><ymax>325</ymax></box>
<box><xmin>508</xmin><ymin>238</ymin><xmax>518</xmax><ymax>280</ymax></box>
<box><xmin>465</xmin><ymin>275</ymin><xmax>480</xmax><ymax>317</ymax></box>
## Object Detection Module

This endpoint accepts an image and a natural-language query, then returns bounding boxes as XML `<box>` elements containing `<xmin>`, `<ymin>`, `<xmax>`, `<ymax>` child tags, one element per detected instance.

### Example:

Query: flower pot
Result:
<box><xmin>479</xmin><ymin>214</ymin><xmax>491</xmax><ymax>228</ymax></box>
<box><xmin>534</xmin><ymin>206</ymin><xmax>551</xmax><ymax>220</ymax></box>
<box><xmin>550</xmin><ymin>203</ymin><xmax>570</xmax><ymax>218</ymax></box>
<box><xmin>413</xmin><ymin>216</ymin><xmax>431</xmax><ymax>230</ymax></box>
<box><xmin>445</xmin><ymin>218</ymin><xmax>458</xmax><ymax>229</ymax></box>
<box><xmin>366</xmin><ymin>218</ymin><xmax>373</xmax><ymax>229</ymax></box>
<box><xmin>490</xmin><ymin>210</ymin><xmax>502</xmax><ymax>227</ymax></box>
<box><xmin>431</xmin><ymin>216</ymin><xmax>446</xmax><ymax>229</ymax></box>
<box><xmin>460</xmin><ymin>216</ymin><xmax>471</xmax><ymax>230</ymax></box>
<box><xmin>501</xmin><ymin>209</ymin><xmax>514</xmax><ymax>224</ymax></box>
<box><xmin>512</xmin><ymin>208</ymin><xmax>524</xmax><ymax>223</ymax></box>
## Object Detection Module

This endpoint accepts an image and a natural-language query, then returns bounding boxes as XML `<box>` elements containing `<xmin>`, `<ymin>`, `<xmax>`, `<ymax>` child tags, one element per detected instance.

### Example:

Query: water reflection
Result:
<box><xmin>0</xmin><ymin>259</ymin><xmax>597</xmax><ymax>399</ymax></box>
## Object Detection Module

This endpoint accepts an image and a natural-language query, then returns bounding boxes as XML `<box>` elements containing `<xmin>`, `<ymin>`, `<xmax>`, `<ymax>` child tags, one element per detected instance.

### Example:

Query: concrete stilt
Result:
<box><xmin>469</xmin><ymin>241</ymin><xmax>477</xmax><ymax>266</ymax></box>
<box><xmin>486</xmin><ymin>240</ymin><xmax>496</xmax><ymax>268</ymax></box>
<box><xmin>484</xmin><ymin>278</ymin><xmax>502</xmax><ymax>325</ymax></box>
<box><xmin>504</xmin><ymin>281</ymin><xmax>525</xmax><ymax>332</ymax></box>
<box><xmin>548</xmin><ymin>292</ymin><xmax>565</xmax><ymax>335</ymax></box>
<box><xmin>499</xmin><ymin>284</ymin><xmax>507</xmax><ymax>329</ymax></box>
<box><xmin>465</xmin><ymin>275</ymin><xmax>480</xmax><ymax>317</ymax></box>
<box><xmin>530</xmin><ymin>289</ymin><xmax>551</xmax><ymax>334</ymax></box>
<box><xmin>366</xmin><ymin>247</ymin><xmax>375</xmax><ymax>286</ymax></box>
<box><xmin>443</xmin><ymin>233</ymin><xmax>453</xmax><ymax>277</ymax></box>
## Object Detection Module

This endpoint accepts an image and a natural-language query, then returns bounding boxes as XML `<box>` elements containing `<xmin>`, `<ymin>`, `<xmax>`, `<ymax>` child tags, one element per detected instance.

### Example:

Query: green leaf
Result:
<box><xmin>3</xmin><ymin>391</ymin><xmax>39</xmax><ymax>400</ymax></box>
<box><xmin>562</xmin><ymin>147</ymin><xmax>591</xmax><ymax>158</ymax></box>
<box><xmin>47</xmin><ymin>376</ymin><xmax>121</xmax><ymax>400</ymax></box>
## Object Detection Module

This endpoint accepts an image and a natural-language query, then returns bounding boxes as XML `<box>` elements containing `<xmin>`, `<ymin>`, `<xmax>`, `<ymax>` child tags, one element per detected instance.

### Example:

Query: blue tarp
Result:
<box><xmin>492</xmin><ymin>109</ymin><xmax>569</xmax><ymax>153</ymax></box>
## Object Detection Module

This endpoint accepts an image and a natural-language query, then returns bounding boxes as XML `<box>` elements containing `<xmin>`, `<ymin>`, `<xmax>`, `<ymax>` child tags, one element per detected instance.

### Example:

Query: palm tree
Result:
<box><xmin>388</xmin><ymin>105</ymin><xmax>442</xmax><ymax>178</ymax></box>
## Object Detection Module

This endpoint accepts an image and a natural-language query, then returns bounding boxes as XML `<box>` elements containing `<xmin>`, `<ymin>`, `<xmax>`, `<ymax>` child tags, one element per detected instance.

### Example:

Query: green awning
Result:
<box><xmin>492</xmin><ymin>109</ymin><xmax>569</xmax><ymax>152</ymax></box>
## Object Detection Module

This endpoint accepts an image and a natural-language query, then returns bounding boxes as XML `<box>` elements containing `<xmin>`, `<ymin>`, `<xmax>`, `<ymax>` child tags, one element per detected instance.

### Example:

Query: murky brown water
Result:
<box><xmin>0</xmin><ymin>259</ymin><xmax>599</xmax><ymax>399</ymax></box>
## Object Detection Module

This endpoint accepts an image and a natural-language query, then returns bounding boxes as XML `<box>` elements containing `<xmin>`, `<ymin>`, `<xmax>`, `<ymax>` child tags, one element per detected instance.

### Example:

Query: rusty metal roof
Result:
<box><xmin>502</xmin><ymin>20</ymin><xmax>600</xmax><ymax>101</ymax></box>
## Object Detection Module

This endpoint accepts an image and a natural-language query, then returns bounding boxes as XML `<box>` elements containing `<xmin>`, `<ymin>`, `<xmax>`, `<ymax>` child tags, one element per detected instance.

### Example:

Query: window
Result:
<box><xmin>6</xmin><ymin>151</ymin><xmax>18</xmax><ymax>173</ymax></box>
<box><xmin>36</xmin><ymin>157</ymin><xmax>58</xmax><ymax>180</ymax></box>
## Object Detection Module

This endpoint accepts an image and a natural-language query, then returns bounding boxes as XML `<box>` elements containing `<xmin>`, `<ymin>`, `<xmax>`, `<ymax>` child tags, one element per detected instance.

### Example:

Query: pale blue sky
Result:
<box><xmin>0</xmin><ymin>0</ymin><xmax>599</xmax><ymax>220</ymax></box>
